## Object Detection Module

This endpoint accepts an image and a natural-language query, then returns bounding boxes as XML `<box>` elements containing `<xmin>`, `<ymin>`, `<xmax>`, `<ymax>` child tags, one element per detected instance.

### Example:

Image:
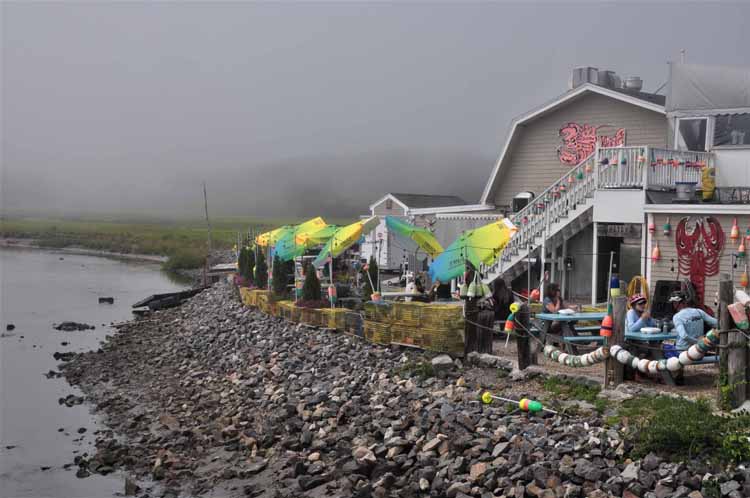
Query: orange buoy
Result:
<box><xmin>530</xmin><ymin>288</ymin><xmax>540</xmax><ymax>302</ymax></box>
<box><xmin>731</xmin><ymin>218</ymin><xmax>740</xmax><ymax>242</ymax></box>
<box><xmin>651</xmin><ymin>242</ymin><xmax>661</xmax><ymax>262</ymax></box>
<box><xmin>739</xmin><ymin>240</ymin><xmax>746</xmax><ymax>259</ymax></box>
<box><xmin>504</xmin><ymin>314</ymin><xmax>515</xmax><ymax>333</ymax></box>
<box><xmin>741</xmin><ymin>269</ymin><xmax>749</xmax><ymax>288</ymax></box>
<box><xmin>600</xmin><ymin>315</ymin><xmax>613</xmax><ymax>337</ymax></box>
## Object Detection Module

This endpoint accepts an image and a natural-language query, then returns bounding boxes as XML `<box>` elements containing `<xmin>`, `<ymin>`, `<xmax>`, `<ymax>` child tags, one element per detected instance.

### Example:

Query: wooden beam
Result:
<box><xmin>719</xmin><ymin>275</ymin><xmax>747</xmax><ymax>409</ymax></box>
<box><xmin>516</xmin><ymin>303</ymin><xmax>532</xmax><ymax>370</ymax></box>
<box><xmin>604</xmin><ymin>295</ymin><xmax>627</xmax><ymax>388</ymax></box>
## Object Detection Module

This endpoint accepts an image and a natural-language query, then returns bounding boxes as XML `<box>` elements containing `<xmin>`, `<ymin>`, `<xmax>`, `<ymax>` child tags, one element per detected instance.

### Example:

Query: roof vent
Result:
<box><xmin>570</xmin><ymin>67</ymin><xmax>599</xmax><ymax>89</ymax></box>
<box><xmin>624</xmin><ymin>76</ymin><xmax>643</xmax><ymax>92</ymax></box>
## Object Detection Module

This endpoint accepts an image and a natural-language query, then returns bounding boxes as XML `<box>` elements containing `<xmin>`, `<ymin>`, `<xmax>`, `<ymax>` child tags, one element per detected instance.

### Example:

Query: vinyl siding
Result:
<box><xmin>649</xmin><ymin>213</ymin><xmax>750</xmax><ymax>310</ymax></box>
<box><xmin>492</xmin><ymin>93</ymin><xmax>667</xmax><ymax>208</ymax></box>
<box><xmin>372</xmin><ymin>199</ymin><xmax>406</xmax><ymax>216</ymax></box>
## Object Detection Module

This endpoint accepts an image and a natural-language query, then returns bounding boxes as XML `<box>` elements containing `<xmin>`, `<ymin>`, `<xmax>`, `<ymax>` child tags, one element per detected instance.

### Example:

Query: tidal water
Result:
<box><xmin>0</xmin><ymin>247</ymin><xmax>187</xmax><ymax>498</ymax></box>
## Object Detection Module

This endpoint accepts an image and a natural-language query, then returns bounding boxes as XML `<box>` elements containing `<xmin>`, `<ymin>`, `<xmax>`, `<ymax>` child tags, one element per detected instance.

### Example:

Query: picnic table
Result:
<box><xmin>534</xmin><ymin>312</ymin><xmax>606</xmax><ymax>354</ymax></box>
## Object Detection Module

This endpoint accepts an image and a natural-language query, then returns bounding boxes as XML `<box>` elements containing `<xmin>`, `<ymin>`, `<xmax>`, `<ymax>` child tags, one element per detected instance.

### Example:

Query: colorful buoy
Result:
<box><xmin>741</xmin><ymin>268</ymin><xmax>749</xmax><ymax>288</ymax></box>
<box><xmin>576</xmin><ymin>169</ymin><xmax>584</xmax><ymax>181</ymax></box>
<box><xmin>599</xmin><ymin>315</ymin><xmax>613</xmax><ymax>337</ymax></box>
<box><xmin>480</xmin><ymin>391</ymin><xmax>556</xmax><ymax>414</ymax></box>
<box><xmin>739</xmin><ymin>239</ymin><xmax>746</xmax><ymax>259</ymax></box>
<box><xmin>731</xmin><ymin>218</ymin><xmax>740</xmax><ymax>242</ymax></box>
<box><xmin>648</xmin><ymin>221</ymin><xmax>656</xmax><ymax>234</ymax></box>
<box><xmin>663</xmin><ymin>217</ymin><xmax>671</xmax><ymax>237</ymax></box>
<box><xmin>651</xmin><ymin>242</ymin><xmax>661</xmax><ymax>262</ymax></box>
<box><xmin>504</xmin><ymin>315</ymin><xmax>515</xmax><ymax>333</ymax></box>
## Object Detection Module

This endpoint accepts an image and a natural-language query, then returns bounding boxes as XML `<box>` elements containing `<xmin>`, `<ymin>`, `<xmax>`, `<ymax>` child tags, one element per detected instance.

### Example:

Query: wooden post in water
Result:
<box><xmin>604</xmin><ymin>295</ymin><xmax>626</xmax><ymax>389</ymax></box>
<box><xmin>516</xmin><ymin>303</ymin><xmax>532</xmax><ymax>370</ymax></box>
<box><xmin>719</xmin><ymin>275</ymin><xmax>747</xmax><ymax>408</ymax></box>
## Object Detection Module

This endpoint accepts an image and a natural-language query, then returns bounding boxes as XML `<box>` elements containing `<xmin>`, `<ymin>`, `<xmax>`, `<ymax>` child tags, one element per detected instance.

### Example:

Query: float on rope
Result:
<box><xmin>480</xmin><ymin>391</ymin><xmax>558</xmax><ymax>415</ymax></box>
<box><xmin>543</xmin><ymin>345</ymin><xmax>610</xmax><ymax>368</ymax></box>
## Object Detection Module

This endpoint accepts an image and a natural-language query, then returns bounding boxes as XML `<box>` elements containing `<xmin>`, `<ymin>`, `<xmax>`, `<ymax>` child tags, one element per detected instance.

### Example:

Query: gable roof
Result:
<box><xmin>369</xmin><ymin>192</ymin><xmax>467</xmax><ymax>212</ymax></box>
<box><xmin>479</xmin><ymin>83</ymin><xmax>666</xmax><ymax>204</ymax></box>
<box><xmin>390</xmin><ymin>193</ymin><xmax>467</xmax><ymax>209</ymax></box>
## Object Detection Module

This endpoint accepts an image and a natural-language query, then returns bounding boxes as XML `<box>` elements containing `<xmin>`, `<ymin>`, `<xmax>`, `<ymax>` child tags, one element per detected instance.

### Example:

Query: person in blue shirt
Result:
<box><xmin>626</xmin><ymin>294</ymin><xmax>656</xmax><ymax>332</ymax></box>
<box><xmin>669</xmin><ymin>291</ymin><xmax>718</xmax><ymax>350</ymax></box>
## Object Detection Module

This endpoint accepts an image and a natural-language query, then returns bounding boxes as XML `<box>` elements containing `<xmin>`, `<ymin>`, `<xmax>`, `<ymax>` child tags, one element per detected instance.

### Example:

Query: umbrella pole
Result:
<box><xmin>329</xmin><ymin>256</ymin><xmax>334</xmax><ymax>309</ymax></box>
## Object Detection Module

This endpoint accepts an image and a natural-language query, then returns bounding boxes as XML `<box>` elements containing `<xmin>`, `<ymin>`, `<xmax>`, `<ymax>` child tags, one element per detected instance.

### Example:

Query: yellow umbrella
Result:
<box><xmin>312</xmin><ymin>217</ymin><xmax>379</xmax><ymax>267</ymax></box>
<box><xmin>428</xmin><ymin>218</ymin><xmax>517</xmax><ymax>282</ymax></box>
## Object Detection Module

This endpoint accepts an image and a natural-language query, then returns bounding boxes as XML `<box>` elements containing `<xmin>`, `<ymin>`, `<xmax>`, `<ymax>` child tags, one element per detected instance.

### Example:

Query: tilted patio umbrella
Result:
<box><xmin>385</xmin><ymin>216</ymin><xmax>444</xmax><ymax>259</ymax></box>
<box><xmin>428</xmin><ymin>218</ymin><xmax>517</xmax><ymax>283</ymax></box>
<box><xmin>256</xmin><ymin>226</ymin><xmax>294</xmax><ymax>248</ymax></box>
<box><xmin>312</xmin><ymin>217</ymin><xmax>379</xmax><ymax>268</ymax></box>
<box><xmin>273</xmin><ymin>217</ymin><xmax>329</xmax><ymax>261</ymax></box>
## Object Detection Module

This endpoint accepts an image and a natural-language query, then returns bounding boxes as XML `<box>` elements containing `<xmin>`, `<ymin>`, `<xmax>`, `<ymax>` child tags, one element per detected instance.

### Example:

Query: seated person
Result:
<box><xmin>542</xmin><ymin>283</ymin><xmax>564</xmax><ymax>313</ymax></box>
<box><xmin>542</xmin><ymin>283</ymin><xmax>565</xmax><ymax>333</ymax></box>
<box><xmin>626</xmin><ymin>294</ymin><xmax>656</xmax><ymax>332</ymax></box>
<box><xmin>669</xmin><ymin>291</ymin><xmax>718</xmax><ymax>350</ymax></box>
<box><xmin>430</xmin><ymin>279</ymin><xmax>453</xmax><ymax>301</ymax></box>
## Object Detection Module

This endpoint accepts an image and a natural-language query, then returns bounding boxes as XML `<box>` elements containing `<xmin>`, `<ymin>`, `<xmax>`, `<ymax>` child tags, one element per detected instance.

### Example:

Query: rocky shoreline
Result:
<box><xmin>59</xmin><ymin>282</ymin><xmax>750</xmax><ymax>498</ymax></box>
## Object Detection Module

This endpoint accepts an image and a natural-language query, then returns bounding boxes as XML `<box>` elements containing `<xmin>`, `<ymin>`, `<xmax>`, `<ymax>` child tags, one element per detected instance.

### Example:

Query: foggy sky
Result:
<box><xmin>3</xmin><ymin>2</ymin><xmax>750</xmax><ymax>219</ymax></box>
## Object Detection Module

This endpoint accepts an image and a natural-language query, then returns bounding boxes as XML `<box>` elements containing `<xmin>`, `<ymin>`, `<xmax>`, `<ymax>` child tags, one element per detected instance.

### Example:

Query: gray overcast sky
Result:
<box><xmin>3</xmin><ymin>1</ymin><xmax>749</xmax><ymax>219</ymax></box>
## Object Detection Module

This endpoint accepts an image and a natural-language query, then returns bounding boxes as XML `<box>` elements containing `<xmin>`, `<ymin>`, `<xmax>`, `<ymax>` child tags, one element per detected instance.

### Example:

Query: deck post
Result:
<box><xmin>591</xmin><ymin>222</ymin><xmax>599</xmax><ymax>306</ymax></box>
<box><xmin>550</xmin><ymin>244</ymin><xmax>557</xmax><ymax>284</ymax></box>
<box><xmin>604</xmin><ymin>295</ymin><xmax>627</xmax><ymax>388</ymax></box>
<box><xmin>561</xmin><ymin>238</ymin><xmax>568</xmax><ymax>300</ymax></box>
<box><xmin>515</xmin><ymin>303</ymin><xmax>532</xmax><ymax>370</ymax></box>
<box><xmin>719</xmin><ymin>275</ymin><xmax>747</xmax><ymax>409</ymax></box>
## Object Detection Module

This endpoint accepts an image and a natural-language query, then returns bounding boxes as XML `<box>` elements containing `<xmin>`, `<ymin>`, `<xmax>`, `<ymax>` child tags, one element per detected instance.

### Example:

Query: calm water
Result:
<box><xmin>0</xmin><ymin>247</ymin><xmax>188</xmax><ymax>498</ymax></box>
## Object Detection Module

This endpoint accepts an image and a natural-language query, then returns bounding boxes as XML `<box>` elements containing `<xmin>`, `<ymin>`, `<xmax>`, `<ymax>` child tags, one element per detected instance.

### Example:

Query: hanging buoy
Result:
<box><xmin>509</xmin><ymin>302</ymin><xmax>521</xmax><ymax>314</ymax></box>
<box><xmin>599</xmin><ymin>315</ymin><xmax>613</xmax><ymax>337</ymax></box>
<box><xmin>504</xmin><ymin>313</ymin><xmax>515</xmax><ymax>333</ymax></box>
<box><xmin>648</xmin><ymin>221</ymin><xmax>656</xmax><ymax>234</ymax></box>
<box><xmin>480</xmin><ymin>391</ymin><xmax>557</xmax><ymax>414</ymax></box>
<box><xmin>739</xmin><ymin>239</ymin><xmax>746</xmax><ymax>259</ymax></box>
<box><xmin>610</xmin><ymin>275</ymin><xmax>620</xmax><ymax>297</ymax></box>
<box><xmin>327</xmin><ymin>285</ymin><xmax>337</xmax><ymax>304</ymax></box>
<box><xmin>530</xmin><ymin>288</ymin><xmax>540</xmax><ymax>301</ymax></box>
<box><xmin>731</xmin><ymin>218</ymin><xmax>740</xmax><ymax>242</ymax></box>
<box><xmin>585</xmin><ymin>163</ymin><xmax>593</xmax><ymax>174</ymax></box>
<box><xmin>741</xmin><ymin>268</ymin><xmax>749</xmax><ymax>288</ymax></box>
<box><xmin>651</xmin><ymin>242</ymin><xmax>661</xmax><ymax>262</ymax></box>
<box><xmin>576</xmin><ymin>169</ymin><xmax>584</xmax><ymax>180</ymax></box>
<box><xmin>467</xmin><ymin>280</ymin><xmax>477</xmax><ymax>298</ymax></box>
<box><xmin>620</xmin><ymin>157</ymin><xmax>627</xmax><ymax>166</ymax></box>
<box><xmin>663</xmin><ymin>217</ymin><xmax>671</xmax><ymax>236</ymax></box>
<box><xmin>559</xmin><ymin>183</ymin><xmax>567</xmax><ymax>193</ymax></box>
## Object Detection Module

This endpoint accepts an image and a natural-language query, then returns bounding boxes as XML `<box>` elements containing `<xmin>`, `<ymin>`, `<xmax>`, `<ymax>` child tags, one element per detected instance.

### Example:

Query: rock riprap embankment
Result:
<box><xmin>60</xmin><ymin>283</ymin><xmax>750</xmax><ymax>498</ymax></box>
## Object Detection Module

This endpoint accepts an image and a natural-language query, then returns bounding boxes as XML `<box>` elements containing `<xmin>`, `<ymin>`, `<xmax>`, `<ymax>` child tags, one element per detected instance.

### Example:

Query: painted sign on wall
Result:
<box><xmin>557</xmin><ymin>123</ymin><xmax>626</xmax><ymax>165</ymax></box>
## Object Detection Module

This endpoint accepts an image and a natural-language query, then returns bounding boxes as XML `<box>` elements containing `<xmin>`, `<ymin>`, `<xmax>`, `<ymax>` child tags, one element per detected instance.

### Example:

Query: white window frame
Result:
<box><xmin>674</xmin><ymin>116</ymin><xmax>712</xmax><ymax>152</ymax></box>
<box><xmin>712</xmin><ymin>113</ymin><xmax>750</xmax><ymax>150</ymax></box>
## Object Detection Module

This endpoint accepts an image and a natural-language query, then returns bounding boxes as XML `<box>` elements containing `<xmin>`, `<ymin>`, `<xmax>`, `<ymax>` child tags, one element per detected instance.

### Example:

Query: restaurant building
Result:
<box><xmin>367</xmin><ymin>63</ymin><xmax>750</xmax><ymax>308</ymax></box>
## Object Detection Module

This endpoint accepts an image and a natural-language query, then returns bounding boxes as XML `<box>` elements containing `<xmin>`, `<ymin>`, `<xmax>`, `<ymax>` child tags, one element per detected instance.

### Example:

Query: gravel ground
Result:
<box><xmin>56</xmin><ymin>282</ymin><xmax>748</xmax><ymax>498</ymax></box>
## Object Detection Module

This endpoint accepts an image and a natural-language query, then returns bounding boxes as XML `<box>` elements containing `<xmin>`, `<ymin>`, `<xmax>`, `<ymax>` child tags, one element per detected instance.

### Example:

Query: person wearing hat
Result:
<box><xmin>670</xmin><ymin>291</ymin><xmax>718</xmax><ymax>350</ymax></box>
<box><xmin>626</xmin><ymin>294</ymin><xmax>656</xmax><ymax>332</ymax></box>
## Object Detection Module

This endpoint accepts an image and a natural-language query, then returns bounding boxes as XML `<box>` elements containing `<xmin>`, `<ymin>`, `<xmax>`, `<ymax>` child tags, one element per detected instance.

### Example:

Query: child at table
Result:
<box><xmin>626</xmin><ymin>294</ymin><xmax>656</xmax><ymax>332</ymax></box>
<box><xmin>669</xmin><ymin>291</ymin><xmax>718</xmax><ymax>350</ymax></box>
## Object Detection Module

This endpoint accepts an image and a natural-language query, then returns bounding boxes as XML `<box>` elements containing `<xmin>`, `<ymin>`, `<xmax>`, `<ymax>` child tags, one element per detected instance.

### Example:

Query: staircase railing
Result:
<box><xmin>481</xmin><ymin>152</ymin><xmax>597</xmax><ymax>279</ymax></box>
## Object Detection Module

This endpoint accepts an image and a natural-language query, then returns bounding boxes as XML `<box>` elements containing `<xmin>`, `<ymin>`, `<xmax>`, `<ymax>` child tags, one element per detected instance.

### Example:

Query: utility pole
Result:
<box><xmin>203</xmin><ymin>182</ymin><xmax>213</xmax><ymax>254</ymax></box>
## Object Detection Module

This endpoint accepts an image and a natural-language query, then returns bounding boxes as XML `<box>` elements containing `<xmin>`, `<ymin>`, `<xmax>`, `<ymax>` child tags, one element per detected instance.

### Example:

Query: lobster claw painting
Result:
<box><xmin>557</xmin><ymin>123</ymin><xmax>626</xmax><ymax>166</ymax></box>
<box><xmin>675</xmin><ymin>216</ymin><xmax>725</xmax><ymax>305</ymax></box>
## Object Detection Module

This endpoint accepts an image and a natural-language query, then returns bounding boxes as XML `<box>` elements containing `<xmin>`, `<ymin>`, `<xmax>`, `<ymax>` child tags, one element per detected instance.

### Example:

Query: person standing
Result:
<box><xmin>492</xmin><ymin>278</ymin><xmax>514</xmax><ymax>321</ymax></box>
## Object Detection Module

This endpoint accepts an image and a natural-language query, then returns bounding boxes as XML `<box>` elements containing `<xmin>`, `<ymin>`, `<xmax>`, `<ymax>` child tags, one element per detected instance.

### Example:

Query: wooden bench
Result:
<box><xmin>562</xmin><ymin>335</ymin><xmax>606</xmax><ymax>345</ymax></box>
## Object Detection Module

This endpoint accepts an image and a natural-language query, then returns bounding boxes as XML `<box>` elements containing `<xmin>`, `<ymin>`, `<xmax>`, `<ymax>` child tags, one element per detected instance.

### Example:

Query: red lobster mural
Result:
<box><xmin>557</xmin><ymin>123</ymin><xmax>626</xmax><ymax>165</ymax></box>
<box><xmin>675</xmin><ymin>217</ymin><xmax>725</xmax><ymax>305</ymax></box>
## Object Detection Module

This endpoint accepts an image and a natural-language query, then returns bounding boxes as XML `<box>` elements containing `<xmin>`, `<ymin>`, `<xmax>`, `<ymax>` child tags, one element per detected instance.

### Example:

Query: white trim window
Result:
<box><xmin>713</xmin><ymin>113</ymin><xmax>750</xmax><ymax>148</ymax></box>
<box><xmin>675</xmin><ymin>117</ymin><xmax>710</xmax><ymax>152</ymax></box>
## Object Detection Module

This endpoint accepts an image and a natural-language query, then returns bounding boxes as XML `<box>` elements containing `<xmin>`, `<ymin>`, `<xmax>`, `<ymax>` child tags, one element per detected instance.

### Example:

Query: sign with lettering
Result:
<box><xmin>557</xmin><ymin>123</ymin><xmax>626</xmax><ymax>165</ymax></box>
